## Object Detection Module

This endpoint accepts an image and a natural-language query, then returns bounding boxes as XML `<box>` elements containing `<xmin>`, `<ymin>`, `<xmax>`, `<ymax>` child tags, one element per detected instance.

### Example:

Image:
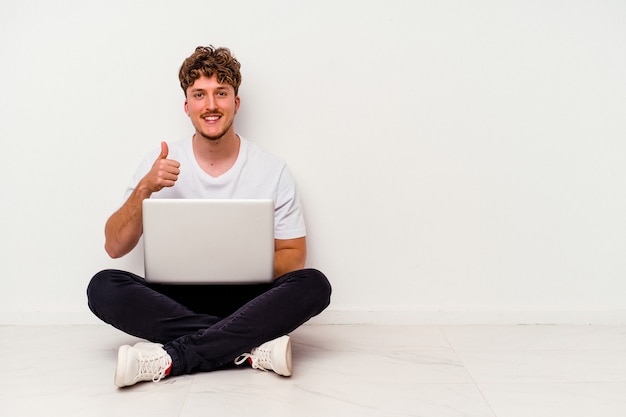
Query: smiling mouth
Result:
<box><xmin>203</xmin><ymin>114</ymin><xmax>221</xmax><ymax>122</ymax></box>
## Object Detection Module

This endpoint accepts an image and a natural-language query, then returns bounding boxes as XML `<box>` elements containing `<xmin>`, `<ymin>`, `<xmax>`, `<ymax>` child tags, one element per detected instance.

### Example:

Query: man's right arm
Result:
<box><xmin>104</xmin><ymin>142</ymin><xmax>180</xmax><ymax>259</ymax></box>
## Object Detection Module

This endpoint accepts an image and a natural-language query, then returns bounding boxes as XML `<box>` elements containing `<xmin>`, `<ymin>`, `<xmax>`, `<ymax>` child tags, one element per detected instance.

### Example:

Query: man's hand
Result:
<box><xmin>142</xmin><ymin>141</ymin><xmax>180</xmax><ymax>192</ymax></box>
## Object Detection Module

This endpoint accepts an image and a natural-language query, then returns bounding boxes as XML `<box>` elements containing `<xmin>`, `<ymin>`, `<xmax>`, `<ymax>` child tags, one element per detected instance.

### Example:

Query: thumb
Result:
<box><xmin>158</xmin><ymin>141</ymin><xmax>169</xmax><ymax>160</ymax></box>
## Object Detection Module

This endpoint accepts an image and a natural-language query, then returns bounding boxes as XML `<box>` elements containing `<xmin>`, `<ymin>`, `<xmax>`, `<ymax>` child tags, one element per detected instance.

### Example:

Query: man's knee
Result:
<box><xmin>301</xmin><ymin>268</ymin><xmax>332</xmax><ymax>312</ymax></box>
<box><xmin>86</xmin><ymin>269</ymin><xmax>130</xmax><ymax>317</ymax></box>
<box><xmin>87</xmin><ymin>269</ymin><xmax>112</xmax><ymax>314</ymax></box>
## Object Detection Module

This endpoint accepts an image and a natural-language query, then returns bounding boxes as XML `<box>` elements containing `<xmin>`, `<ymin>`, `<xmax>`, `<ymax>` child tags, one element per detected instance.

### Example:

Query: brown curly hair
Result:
<box><xmin>179</xmin><ymin>46</ymin><xmax>242</xmax><ymax>96</ymax></box>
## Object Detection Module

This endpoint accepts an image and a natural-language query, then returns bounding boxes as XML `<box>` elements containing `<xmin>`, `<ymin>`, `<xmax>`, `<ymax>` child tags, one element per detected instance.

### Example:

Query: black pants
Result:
<box><xmin>87</xmin><ymin>268</ymin><xmax>331</xmax><ymax>376</ymax></box>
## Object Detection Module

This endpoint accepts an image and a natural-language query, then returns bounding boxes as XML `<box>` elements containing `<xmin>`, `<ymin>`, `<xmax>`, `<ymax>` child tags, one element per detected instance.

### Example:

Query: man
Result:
<box><xmin>87</xmin><ymin>46</ymin><xmax>332</xmax><ymax>388</ymax></box>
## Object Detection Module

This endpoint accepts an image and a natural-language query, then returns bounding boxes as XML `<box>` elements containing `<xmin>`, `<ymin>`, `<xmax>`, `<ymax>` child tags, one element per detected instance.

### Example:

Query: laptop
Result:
<box><xmin>142</xmin><ymin>199</ymin><xmax>275</xmax><ymax>284</ymax></box>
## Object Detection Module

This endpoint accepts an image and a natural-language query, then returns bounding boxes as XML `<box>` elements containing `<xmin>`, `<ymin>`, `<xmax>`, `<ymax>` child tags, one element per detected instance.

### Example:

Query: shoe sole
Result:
<box><xmin>272</xmin><ymin>336</ymin><xmax>292</xmax><ymax>377</ymax></box>
<box><xmin>114</xmin><ymin>345</ymin><xmax>130</xmax><ymax>387</ymax></box>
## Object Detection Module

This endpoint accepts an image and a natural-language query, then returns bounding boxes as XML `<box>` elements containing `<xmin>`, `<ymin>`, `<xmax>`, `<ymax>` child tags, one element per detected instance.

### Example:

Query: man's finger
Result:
<box><xmin>158</xmin><ymin>141</ymin><xmax>169</xmax><ymax>160</ymax></box>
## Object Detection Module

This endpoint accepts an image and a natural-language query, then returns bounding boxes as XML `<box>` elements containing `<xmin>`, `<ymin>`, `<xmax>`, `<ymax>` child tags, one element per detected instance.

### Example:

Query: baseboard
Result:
<box><xmin>1</xmin><ymin>307</ymin><xmax>625</xmax><ymax>326</ymax></box>
<box><xmin>309</xmin><ymin>308</ymin><xmax>626</xmax><ymax>325</ymax></box>
<box><xmin>0</xmin><ymin>308</ymin><xmax>103</xmax><ymax>326</ymax></box>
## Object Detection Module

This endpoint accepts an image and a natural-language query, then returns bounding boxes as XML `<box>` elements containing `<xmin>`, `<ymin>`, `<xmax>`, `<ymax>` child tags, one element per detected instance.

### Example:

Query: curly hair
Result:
<box><xmin>178</xmin><ymin>46</ymin><xmax>242</xmax><ymax>96</ymax></box>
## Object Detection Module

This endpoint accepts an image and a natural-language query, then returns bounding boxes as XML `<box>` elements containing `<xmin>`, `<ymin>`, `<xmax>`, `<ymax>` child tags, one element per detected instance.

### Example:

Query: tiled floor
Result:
<box><xmin>1</xmin><ymin>324</ymin><xmax>625</xmax><ymax>416</ymax></box>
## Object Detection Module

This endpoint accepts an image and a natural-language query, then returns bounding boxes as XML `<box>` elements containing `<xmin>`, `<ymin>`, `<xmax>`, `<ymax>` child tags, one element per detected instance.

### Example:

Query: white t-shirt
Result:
<box><xmin>124</xmin><ymin>136</ymin><xmax>306</xmax><ymax>240</ymax></box>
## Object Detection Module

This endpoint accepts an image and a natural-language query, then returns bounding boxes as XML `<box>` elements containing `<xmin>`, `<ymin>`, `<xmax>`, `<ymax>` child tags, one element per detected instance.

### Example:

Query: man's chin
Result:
<box><xmin>197</xmin><ymin>120</ymin><xmax>234</xmax><ymax>142</ymax></box>
<box><xmin>198</xmin><ymin>130</ymin><xmax>227</xmax><ymax>141</ymax></box>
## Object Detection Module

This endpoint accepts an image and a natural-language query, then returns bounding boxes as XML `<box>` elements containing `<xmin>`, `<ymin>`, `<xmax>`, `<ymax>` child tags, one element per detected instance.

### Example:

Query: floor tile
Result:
<box><xmin>291</xmin><ymin>326</ymin><xmax>473</xmax><ymax>384</ymax></box>
<box><xmin>0</xmin><ymin>326</ymin><xmax>190</xmax><ymax>417</ymax></box>
<box><xmin>454</xmin><ymin>349</ymin><xmax>626</xmax><ymax>383</ymax></box>
<box><xmin>1</xmin><ymin>324</ymin><xmax>625</xmax><ymax>417</ymax></box>
<box><xmin>183</xmin><ymin>372</ymin><xmax>495</xmax><ymax>417</ymax></box>
<box><xmin>442</xmin><ymin>325</ymin><xmax>626</xmax><ymax>351</ymax></box>
<box><xmin>478</xmin><ymin>382</ymin><xmax>626</xmax><ymax>417</ymax></box>
<box><xmin>441</xmin><ymin>325</ymin><xmax>626</xmax><ymax>384</ymax></box>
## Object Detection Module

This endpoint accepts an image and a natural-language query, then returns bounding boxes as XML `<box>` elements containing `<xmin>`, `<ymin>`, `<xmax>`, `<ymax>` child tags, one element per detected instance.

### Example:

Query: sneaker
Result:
<box><xmin>234</xmin><ymin>335</ymin><xmax>292</xmax><ymax>376</ymax></box>
<box><xmin>114</xmin><ymin>342</ymin><xmax>172</xmax><ymax>387</ymax></box>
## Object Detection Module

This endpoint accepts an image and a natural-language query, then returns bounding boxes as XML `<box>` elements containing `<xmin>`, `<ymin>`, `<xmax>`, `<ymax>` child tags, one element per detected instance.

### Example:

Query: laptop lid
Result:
<box><xmin>142</xmin><ymin>199</ymin><xmax>275</xmax><ymax>284</ymax></box>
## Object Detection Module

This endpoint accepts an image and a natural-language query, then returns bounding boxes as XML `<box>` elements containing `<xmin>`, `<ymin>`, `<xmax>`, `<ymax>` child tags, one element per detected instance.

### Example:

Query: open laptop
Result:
<box><xmin>142</xmin><ymin>199</ymin><xmax>275</xmax><ymax>284</ymax></box>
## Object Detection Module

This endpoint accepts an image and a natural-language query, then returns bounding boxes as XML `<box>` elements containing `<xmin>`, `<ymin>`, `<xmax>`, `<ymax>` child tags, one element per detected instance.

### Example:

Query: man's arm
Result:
<box><xmin>104</xmin><ymin>186</ymin><xmax>151</xmax><ymax>258</ymax></box>
<box><xmin>104</xmin><ymin>142</ymin><xmax>180</xmax><ymax>258</ymax></box>
<box><xmin>274</xmin><ymin>237</ymin><xmax>306</xmax><ymax>278</ymax></box>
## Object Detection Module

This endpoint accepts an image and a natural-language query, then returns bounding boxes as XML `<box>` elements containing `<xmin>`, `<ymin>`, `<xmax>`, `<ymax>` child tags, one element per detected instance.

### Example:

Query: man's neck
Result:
<box><xmin>192</xmin><ymin>132</ymin><xmax>241</xmax><ymax>177</ymax></box>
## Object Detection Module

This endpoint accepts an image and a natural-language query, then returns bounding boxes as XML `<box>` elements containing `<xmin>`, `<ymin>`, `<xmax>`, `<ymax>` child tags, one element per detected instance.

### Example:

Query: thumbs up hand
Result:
<box><xmin>142</xmin><ymin>141</ymin><xmax>181</xmax><ymax>193</ymax></box>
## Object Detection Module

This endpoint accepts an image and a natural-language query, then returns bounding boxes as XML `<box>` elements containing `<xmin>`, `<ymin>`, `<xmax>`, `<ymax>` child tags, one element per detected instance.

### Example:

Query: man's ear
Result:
<box><xmin>235</xmin><ymin>96</ymin><xmax>240</xmax><ymax>114</ymax></box>
<box><xmin>184</xmin><ymin>99</ymin><xmax>190</xmax><ymax>116</ymax></box>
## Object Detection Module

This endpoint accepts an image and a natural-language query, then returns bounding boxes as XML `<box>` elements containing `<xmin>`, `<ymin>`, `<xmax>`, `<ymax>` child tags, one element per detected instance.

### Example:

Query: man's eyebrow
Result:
<box><xmin>190</xmin><ymin>86</ymin><xmax>229</xmax><ymax>91</ymax></box>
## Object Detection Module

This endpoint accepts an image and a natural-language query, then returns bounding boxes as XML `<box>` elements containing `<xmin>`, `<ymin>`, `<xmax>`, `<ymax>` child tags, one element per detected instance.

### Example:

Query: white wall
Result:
<box><xmin>1</xmin><ymin>0</ymin><xmax>625</xmax><ymax>324</ymax></box>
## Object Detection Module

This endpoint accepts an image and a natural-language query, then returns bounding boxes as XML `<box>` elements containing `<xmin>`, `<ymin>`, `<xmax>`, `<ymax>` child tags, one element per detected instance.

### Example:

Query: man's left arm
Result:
<box><xmin>274</xmin><ymin>237</ymin><xmax>307</xmax><ymax>278</ymax></box>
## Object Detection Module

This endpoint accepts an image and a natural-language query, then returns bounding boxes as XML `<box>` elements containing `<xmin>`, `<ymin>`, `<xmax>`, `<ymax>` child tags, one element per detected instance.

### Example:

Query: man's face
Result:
<box><xmin>184</xmin><ymin>75</ymin><xmax>240</xmax><ymax>141</ymax></box>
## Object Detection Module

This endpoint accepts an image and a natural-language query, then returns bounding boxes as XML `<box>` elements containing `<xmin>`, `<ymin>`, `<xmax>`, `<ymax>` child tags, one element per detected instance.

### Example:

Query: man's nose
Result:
<box><xmin>204</xmin><ymin>95</ymin><xmax>217</xmax><ymax>110</ymax></box>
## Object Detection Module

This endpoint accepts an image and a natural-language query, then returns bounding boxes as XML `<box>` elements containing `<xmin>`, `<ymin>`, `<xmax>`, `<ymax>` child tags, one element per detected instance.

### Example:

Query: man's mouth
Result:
<box><xmin>203</xmin><ymin>114</ymin><xmax>221</xmax><ymax>122</ymax></box>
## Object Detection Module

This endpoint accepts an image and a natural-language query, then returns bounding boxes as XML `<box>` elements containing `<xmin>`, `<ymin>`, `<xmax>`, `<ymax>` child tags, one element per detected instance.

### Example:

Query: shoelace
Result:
<box><xmin>234</xmin><ymin>348</ymin><xmax>272</xmax><ymax>372</ymax></box>
<box><xmin>137</xmin><ymin>351</ymin><xmax>172</xmax><ymax>382</ymax></box>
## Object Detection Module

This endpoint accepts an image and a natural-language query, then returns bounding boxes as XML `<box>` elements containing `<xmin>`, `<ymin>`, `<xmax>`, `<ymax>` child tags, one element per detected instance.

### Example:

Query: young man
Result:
<box><xmin>87</xmin><ymin>46</ymin><xmax>331</xmax><ymax>388</ymax></box>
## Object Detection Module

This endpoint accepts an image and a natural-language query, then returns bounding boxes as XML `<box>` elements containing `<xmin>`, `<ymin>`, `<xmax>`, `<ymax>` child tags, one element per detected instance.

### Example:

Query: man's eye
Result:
<box><xmin>194</xmin><ymin>93</ymin><xmax>204</xmax><ymax>98</ymax></box>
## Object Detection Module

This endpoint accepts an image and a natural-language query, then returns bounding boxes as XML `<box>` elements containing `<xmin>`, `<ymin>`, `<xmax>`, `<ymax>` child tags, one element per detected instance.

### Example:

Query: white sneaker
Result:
<box><xmin>235</xmin><ymin>335</ymin><xmax>292</xmax><ymax>376</ymax></box>
<box><xmin>114</xmin><ymin>342</ymin><xmax>172</xmax><ymax>387</ymax></box>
